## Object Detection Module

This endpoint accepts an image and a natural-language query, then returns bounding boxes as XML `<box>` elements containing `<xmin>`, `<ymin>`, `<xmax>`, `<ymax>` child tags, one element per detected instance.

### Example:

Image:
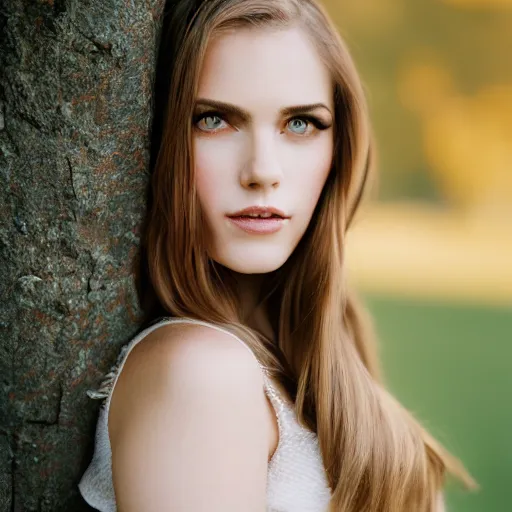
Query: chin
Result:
<box><xmin>213</xmin><ymin>245</ymin><xmax>292</xmax><ymax>274</ymax></box>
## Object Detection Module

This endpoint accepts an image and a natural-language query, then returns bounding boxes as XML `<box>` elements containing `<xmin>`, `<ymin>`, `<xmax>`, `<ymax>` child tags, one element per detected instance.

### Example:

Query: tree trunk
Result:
<box><xmin>0</xmin><ymin>1</ymin><xmax>165</xmax><ymax>509</ymax></box>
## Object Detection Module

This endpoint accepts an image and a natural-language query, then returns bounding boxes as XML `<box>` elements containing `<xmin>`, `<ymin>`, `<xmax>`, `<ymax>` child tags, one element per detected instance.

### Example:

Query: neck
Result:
<box><xmin>231</xmin><ymin>271</ymin><xmax>275</xmax><ymax>342</ymax></box>
<box><xmin>231</xmin><ymin>271</ymin><xmax>264</xmax><ymax>318</ymax></box>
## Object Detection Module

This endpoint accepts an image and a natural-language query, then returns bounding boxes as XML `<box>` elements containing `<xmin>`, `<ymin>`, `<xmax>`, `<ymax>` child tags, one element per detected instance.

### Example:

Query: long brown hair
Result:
<box><xmin>140</xmin><ymin>0</ymin><xmax>476</xmax><ymax>509</ymax></box>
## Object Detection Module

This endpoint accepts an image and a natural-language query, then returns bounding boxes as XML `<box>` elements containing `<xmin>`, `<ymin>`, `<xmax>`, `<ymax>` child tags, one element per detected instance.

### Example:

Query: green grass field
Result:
<box><xmin>366</xmin><ymin>295</ymin><xmax>512</xmax><ymax>512</ymax></box>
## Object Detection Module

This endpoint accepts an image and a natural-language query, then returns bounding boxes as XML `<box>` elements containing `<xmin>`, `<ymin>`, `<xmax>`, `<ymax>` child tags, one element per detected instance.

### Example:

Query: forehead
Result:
<box><xmin>196</xmin><ymin>26</ymin><xmax>333</xmax><ymax>110</ymax></box>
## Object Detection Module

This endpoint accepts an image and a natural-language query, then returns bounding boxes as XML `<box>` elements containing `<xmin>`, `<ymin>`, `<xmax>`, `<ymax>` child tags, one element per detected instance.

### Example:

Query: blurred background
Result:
<box><xmin>322</xmin><ymin>1</ymin><xmax>512</xmax><ymax>510</ymax></box>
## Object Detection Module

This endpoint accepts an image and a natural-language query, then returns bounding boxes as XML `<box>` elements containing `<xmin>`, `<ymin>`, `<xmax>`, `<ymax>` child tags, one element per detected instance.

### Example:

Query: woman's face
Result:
<box><xmin>193</xmin><ymin>26</ymin><xmax>334</xmax><ymax>274</ymax></box>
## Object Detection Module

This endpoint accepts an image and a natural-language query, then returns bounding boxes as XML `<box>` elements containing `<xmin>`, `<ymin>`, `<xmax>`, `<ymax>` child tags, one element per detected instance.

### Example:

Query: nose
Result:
<box><xmin>239</xmin><ymin>129</ymin><xmax>283</xmax><ymax>191</ymax></box>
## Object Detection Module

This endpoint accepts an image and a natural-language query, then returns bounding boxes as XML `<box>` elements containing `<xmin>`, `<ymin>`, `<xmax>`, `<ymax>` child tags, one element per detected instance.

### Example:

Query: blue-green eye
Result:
<box><xmin>288</xmin><ymin>118</ymin><xmax>309</xmax><ymax>135</ymax></box>
<box><xmin>197</xmin><ymin>114</ymin><xmax>226</xmax><ymax>131</ymax></box>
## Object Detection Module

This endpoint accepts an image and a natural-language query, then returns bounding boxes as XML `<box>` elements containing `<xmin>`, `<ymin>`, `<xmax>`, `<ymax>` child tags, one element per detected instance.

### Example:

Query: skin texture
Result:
<box><xmin>108</xmin><ymin>26</ymin><xmax>334</xmax><ymax>511</ymax></box>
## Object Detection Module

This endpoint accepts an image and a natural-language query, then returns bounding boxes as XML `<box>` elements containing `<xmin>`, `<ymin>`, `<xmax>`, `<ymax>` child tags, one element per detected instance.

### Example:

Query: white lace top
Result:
<box><xmin>78</xmin><ymin>317</ymin><xmax>332</xmax><ymax>511</ymax></box>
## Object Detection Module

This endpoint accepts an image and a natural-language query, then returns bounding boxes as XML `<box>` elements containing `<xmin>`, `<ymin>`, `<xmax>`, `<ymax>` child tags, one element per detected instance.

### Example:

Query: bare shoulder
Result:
<box><xmin>109</xmin><ymin>321</ymin><xmax>266</xmax><ymax>435</ymax></box>
<box><xmin>108</xmin><ymin>321</ymin><xmax>269</xmax><ymax>511</ymax></box>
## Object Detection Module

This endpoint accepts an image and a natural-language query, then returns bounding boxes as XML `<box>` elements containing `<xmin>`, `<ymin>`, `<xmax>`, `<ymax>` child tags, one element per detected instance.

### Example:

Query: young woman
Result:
<box><xmin>79</xmin><ymin>0</ymin><xmax>475</xmax><ymax>510</ymax></box>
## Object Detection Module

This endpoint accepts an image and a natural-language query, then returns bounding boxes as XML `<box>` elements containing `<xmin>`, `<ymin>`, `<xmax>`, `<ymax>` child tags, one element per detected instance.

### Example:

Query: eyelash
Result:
<box><xmin>192</xmin><ymin>111</ymin><xmax>330</xmax><ymax>135</ymax></box>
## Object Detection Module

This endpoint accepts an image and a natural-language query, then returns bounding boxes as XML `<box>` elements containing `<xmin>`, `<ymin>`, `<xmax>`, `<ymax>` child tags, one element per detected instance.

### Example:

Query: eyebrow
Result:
<box><xmin>194</xmin><ymin>98</ymin><xmax>333</xmax><ymax>120</ymax></box>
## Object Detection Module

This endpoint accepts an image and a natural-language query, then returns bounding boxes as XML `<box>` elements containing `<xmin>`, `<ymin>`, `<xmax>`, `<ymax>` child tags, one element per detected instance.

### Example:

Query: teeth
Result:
<box><xmin>246</xmin><ymin>212</ymin><xmax>273</xmax><ymax>218</ymax></box>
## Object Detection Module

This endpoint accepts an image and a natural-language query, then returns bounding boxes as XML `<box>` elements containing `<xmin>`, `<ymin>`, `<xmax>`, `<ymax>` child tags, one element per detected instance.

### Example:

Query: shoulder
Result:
<box><xmin>107</xmin><ymin>321</ymin><xmax>270</xmax><ymax>510</ymax></box>
<box><xmin>135</xmin><ymin>321</ymin><xmax>263</xmax><ymax>382</ymax></box>
<box><xmin>108</xmin><ymin>321</ymin><xmax>267</xmax><ymax>437</ymax></box>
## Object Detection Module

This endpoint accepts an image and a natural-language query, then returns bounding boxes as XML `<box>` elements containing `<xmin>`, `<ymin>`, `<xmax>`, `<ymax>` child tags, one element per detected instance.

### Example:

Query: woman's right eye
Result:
<box><xmin>194</xmin><ymin>113</ymin><xmax>227</xmax><ymax>132</ymax></box>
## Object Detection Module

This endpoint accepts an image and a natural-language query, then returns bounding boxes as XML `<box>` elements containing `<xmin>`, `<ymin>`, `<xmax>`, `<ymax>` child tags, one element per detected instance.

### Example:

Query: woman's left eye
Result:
<box><xmin>287</xmin><ymin>118</ymin><xmax>310</xmax><ymax>135</ymax></box>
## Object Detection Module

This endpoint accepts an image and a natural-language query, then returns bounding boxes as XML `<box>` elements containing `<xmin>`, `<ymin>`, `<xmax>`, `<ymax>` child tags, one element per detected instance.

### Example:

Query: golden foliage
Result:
<box><xmin>399</xmin><ymin>62</ymin><xmax>512</xmax><ymax>215</ymax></box>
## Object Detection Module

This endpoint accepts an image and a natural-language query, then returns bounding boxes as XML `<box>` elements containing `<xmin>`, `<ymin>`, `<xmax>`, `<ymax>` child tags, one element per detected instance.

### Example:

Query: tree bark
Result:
<box><xmin>0</xmin><ymin>0</ymin><xmax>165</xmax><ymax>509</ymax></box>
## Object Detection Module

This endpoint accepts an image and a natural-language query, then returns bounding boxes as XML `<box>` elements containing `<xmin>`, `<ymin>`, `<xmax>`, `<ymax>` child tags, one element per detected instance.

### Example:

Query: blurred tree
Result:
<box><xmin>399</xmin><ymin>64</ymin><xmax>512</xmax><ymax>216</ymax></box>
<box><xmin>324</xmin><ymin>0</ymin><xmax>512</xmax><ymax>208</ymax></box>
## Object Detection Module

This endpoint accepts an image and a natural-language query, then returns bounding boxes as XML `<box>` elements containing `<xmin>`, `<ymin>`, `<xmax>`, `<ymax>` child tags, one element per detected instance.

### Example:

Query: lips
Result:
<box><xmin>227</xmin><ymin>206</ymin><xmax>289</xmax><ymax>219</ymax></box>
<box><xmin>226</xmin><ymin>206</ymin><xmax>289</xmax><ymax>234</ymax></box>
<box><xmin>227</xmin><ymin>216</ymin><xmax>286</xmax><ymax>234</ymax></box>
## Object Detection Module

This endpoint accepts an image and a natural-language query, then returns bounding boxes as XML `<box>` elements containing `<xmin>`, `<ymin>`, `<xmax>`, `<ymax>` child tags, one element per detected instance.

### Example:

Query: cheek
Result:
<box><xmin>287</xmin><ymin>138</ymin><xmax>333</xmax><ymax>212</ymax></box>
<box><xmin>194</xmin><ymin>137</ymin><xmax>238</xmax><ymax>213</ymax></box>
